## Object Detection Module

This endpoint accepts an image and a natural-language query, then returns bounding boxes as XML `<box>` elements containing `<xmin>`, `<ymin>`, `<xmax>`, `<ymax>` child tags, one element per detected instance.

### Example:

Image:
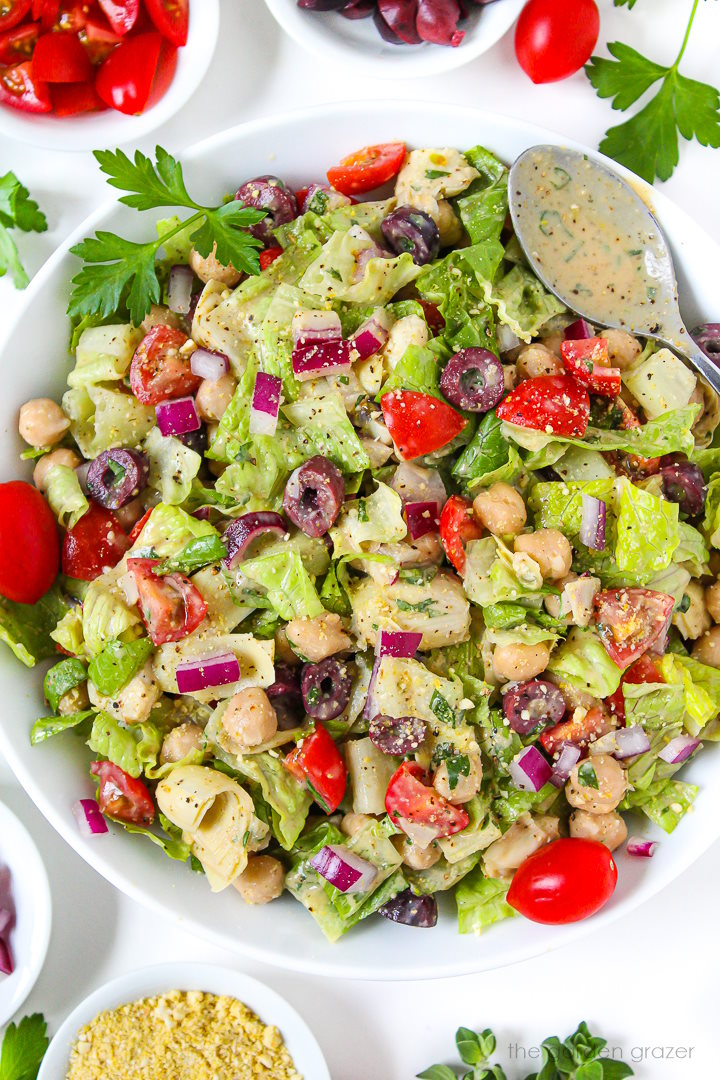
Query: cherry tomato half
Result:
<box><xmin>91</xmin><ymin>760</ymin><xmax>155</xmax><ymax>824</ymax></box>
<box><xmin>0</xmin><ymin>21</ymin><xmax>40</xmax><ymax>64</ymax></box>
<box><xmin>95</xmin><ymin>30</ymin><xmax>161</xmax><ymax>115</ymax></box>
<box><xmin>259</xmin><ymin>245</ymin><xmax>282</xmax><ymax>272</ymax></box>
<box><xmin>0</xmin><ymin>481</ymin><xmax>59</xmax><ymax>604</ymax></box>
<box><xmin>561</xmin><ymin>337</ymin><xmax>621</xmax><ymax>398</ymax></box>
<box><xmin>129</xmin><ymin>325</ymin><xmax>200</xmax><ymax>405</ymax></box>
<box><xmin>496</xmin><ymin>375</ymin><xmax>590</xmax><ymax>438</ymax></box>
<box><xmin>327</xmin><ymin>141</ymin><xmax>406</xmax><ymax>196</ymax></box>
<box><xmin>283</xmin><ymin>723</ymin><xmax>347</xmax><ymax>813</ymax></box>
<box><xmin>515</xmin><ymin>0</ymin><xmax>600</xmax><ymax>85</ymax></box>
<box><xmin>144</xmin><ymin>0</ymin><xmax>187</xmax><ymax>47</ymax></box>
<box><xmin>51</xmin><ymin>78</ymin><xmax>103</xmax><ymax>115</ymax></box>
<box><xmin>440</xmin><ymin>494</ymin><xmax>483</xmax><ymax>575</ymax></box>
<box><xmin>128</xmin><ymin>557</ymin><xmax>207</xmax><ymax>646</ymax></box>
<box><xmin>62</xmin><ymin>503</ymin><xmax>129</xmax><ymax>581</ymax></box>
<box><xmin>605</xmin><ymin>653</ymin><xmax>663</xmax><ymax>723</ymax></box>
<box><xmin>38</xmin><ymin>0</ymin><xmax>59</xmax><ymax>31</ymax></box>
<box><xmin>0</xmin><ymin>59</ymin><xmax>51</xmax><ymax>112</ymax></box>
<box><xmin>594</xmin><ymin>587</ymin><xmax>675</xmax><ymax>668</ymax></box>
<box><xmin>507</xmin><ymin>837</ymin><xmax>618</xmax><ymax>924</ymax></box>
<box><xmin>381</xmin><ymin>389</ymin><xmax>466</xmax><ymax>461</ymax></box>
<box><xmin>385</xmin><ymin>761</ymin><xmax>469</xmax><ymax>840</ymax></box>
<box><xmin>540</xmin><ymin>704</ymin><xmax>612</xmax><ymax>757</ymax></box>
<box><xmin>97</xmin><ymin>0</ymin><xmax>137</xmax><ymax>35</ymax></box>
<box><xmin>80</xmin><ymin>15</ymin><xmax>122</xmax><ymax>62</ymax></box>
<box><xmin>0</xmin><ymin>0</ymin><xmax>31</xmax><ymax>33</ymax></box>
<box><xmin>32</xmin><ymin>30</ymin><xmax>92</xmax><ymax>82</ymax></box>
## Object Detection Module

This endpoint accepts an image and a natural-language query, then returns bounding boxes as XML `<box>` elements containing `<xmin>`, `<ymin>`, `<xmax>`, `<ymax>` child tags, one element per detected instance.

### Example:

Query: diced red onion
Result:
<box><xmin>176</xmin><ymin>652</ymin><xmax>241</xmax><ymax>694</ymax></box>
<box><xmin>564</xmin><ymin>318</ymin><xmax>594</xmax><ymax>340</ymax></box>
<box><xmin>549</xmin><ymin>743</ymin><xmax>581</xmax><ymax>788</ymax></box>
<box><xmin>627</xmin><ymin>837</ymin><xmax>658</xmax><ymax>858</ymax></box>
<box><xmin>190</xmin><ymin>347</ymin><xmax>229</xmax><ymax>381</ymax></box>
<box><xmin>364</xmin><ymin>630</ymin><xmax>422</xmax><ymax>720</ymax></box>
<box><xmin>0</xmin><ymin>909</ymin><xmax>11</xmax><ymax>935</ymax></box>
<box><xmin>192</xmin><ymin>506</ymin><xmax>212</xmax><ymax>521</ymax></box>
<box><xmin>72</xmin><ymin>798</ymin><xmax>109</xmax><ymax>837</ymax></box>
<box><xmin>155</xmin><ymin>396</ymin><xmax>201</xmax><ymax>437</ymax></box>
<box><xmin>222</xmin><ymin>511</ymin><xmax>286</xmax><ymax>569</ymax></box>
<box><xmin>579</xmin><ymin>494</ymin><xmax>606</xmax><ymax>551</ymax></box>
<box><xmin>658</xmin><ymin>735</ymin><xmax>701</xmax><ymax>765</ymax></box>
<box><xmin>168</xmin><ymin>264</ymin><xmax>194</xmax><ymax>315</ymax></box>
<box><xmin>291</xmin><ymin>309</ymin><xmax>342</xmax><ymax>347</ymax></box>
<box><xmin>496</xmin><ymin>323</ymin><xmax>521</xmax><ymax>353</ymax></box>
<box><xmin>292</xmin><ymin>338</ymin><xmax>351</xmax><ymax>381</ymax></box>
<box><xmin>613</xmin><ymin>725</ymin><xmax>651</xmax><ymax>759</ymax></box>
<box><xmin>405</xmin><ymin>500</ymin><xmax>440</xmax><ymax>540</ymax></box>
<box><xmin>353</xmin><ymin>243</ymin><xmax>391</xmax><ymax>282</ymax></box>
<box><xmin>249</xmin><ymin>372</ymin><xmax>282</xmax><ymax>437</ymax></box>
<box><xmin>509</xmin><ymin>746</ymin><xmax>552</xmax><ymax>792</ymax></box>
<box><xmin>351</xmin><ymin>310</ymin><xmax>393</xmax><ymax>359</ymax></box>
<box><xmin>309</xmin><ymin>844</ymin><xmax>377</xmax><ymax>894</ymax></box>
<box><xmin>0</xmin><ymin>935</ymin><xmax>13</xmax><ymax>976</ymax></box>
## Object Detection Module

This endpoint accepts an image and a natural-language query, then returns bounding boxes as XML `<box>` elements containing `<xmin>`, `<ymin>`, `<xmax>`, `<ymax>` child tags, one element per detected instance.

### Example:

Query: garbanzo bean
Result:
<box><xmin>602</xmin><ymin>328</ymin><xmax>642</xmax><ymax>370</ymax></box>
<box><xmin>692</xmin><ymin>626</ymin><xmax>720</xmax><ymax>668</ymax></box>
<box><xmin>33</xmin><ymin>448</ymin><xmax>80</xmax><ymax>491</ymax></box>
<box><xmin>58</xmin><ymin>683</ymin><xmax>90</xmax><ymax>715</ymax></box>
<box><xmin>285</xmin><ymin>611</ymin><xmax>352</xmax><ymax>663</ymax></box>
<box><xmin>433</xmin><ymin>751</ymin><xmax>483</xmax><ymax>805</ymax></box>
<box><xmin>705</xmin><ymin>581</ymin><xmax>720</xmax><ymax>624</ymax></box>
<box><xmin>569</xmin><ymin>809</ymin><xmax>627</xmax><ymax>851</ymax></box>
<box><xmin>341</xmin><ymin>813</ymin><xmax>375</xmax><ymax>838</ymax></box>
<box><xmin>565</xmin><ymin>753</ymin><xmax>627</xmax><ymax>814</ymax></box>
<box><xmin>221</xmin><ymin>688</ymin><xmax>278</xmax><ymax>751</ymax></box>
<box><xmin>492</xmin><ymin>641</ymin><xmax>551</xmax><ymax>682</ymax></box>
<box><xmin>234</xmin><ymin>855</ymin><xmax>285</xmax><ymax>904</ymax></box>
<box><xmin>514</xmin><ymin>529</ymin><xmax>573</xmax><ymax>581</ymax></box>
<box><xmin>160</xmin><ymin>722</ymin><xmax>204</xmax><ymax>765</ymax></box>
<box><xmin>515</xmin><ymin>343</ymin><xmax>563</xmax><ymax>381</ymax></box>
<box><xmin>195</xmin><ymin>373</ymin><xmax>237</xmax><ymax>422</ymax></box>
<box><xmin>141</xmin><ymin>303</ymin><xmax>183</xmax><ymax>333</ymax></box>
<box><xmin>473</xmin><ymin>482</ymin><xmax>527</xmax><ymax>537</ymax></box>
<box><xmin>19</xmin><ymin>398</ymin><xmax>69</xmax><ymax>447</ymax></box>
<box><xmin>673</xmin><ymin>580</ymin><xmax>711</xmax><ymax>641</ymax></box>
<box><xmin>189</xmin><ymin>244</ymin><xmax>242</xmax><ymax>286</ymax></box>
<box><xmin>393</xmin><ymin>834</ymin><xmax>442</xmax><ymax>871</ymax></box>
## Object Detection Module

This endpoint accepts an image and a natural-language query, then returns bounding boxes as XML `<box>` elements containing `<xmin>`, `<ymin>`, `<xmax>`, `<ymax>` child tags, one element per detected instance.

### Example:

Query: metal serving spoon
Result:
<box><xmin>508</xmin><ymin>144</ymin><xmax>720</xmax><ymax>396</ymax></box>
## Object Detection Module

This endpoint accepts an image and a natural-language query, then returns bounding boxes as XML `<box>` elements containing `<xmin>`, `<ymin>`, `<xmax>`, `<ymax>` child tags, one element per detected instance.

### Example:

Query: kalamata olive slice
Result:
<box><xmin>661</xmin><ymin>461</ymin><xmax>707</xmax><ymax>517</ymax></box>
<box><xmin>379</xmin><ymin>888</ymin><xmax>438</xmax><ymax>927</ymax></box>
<box><xmin>692</xmin><ymin>323</ymin><xmax>720</xmax><ymax>360</ymax></box>
<box><xmin>234</xmin><ymin>175</ymin><xmax>298</xmax><ymax>245</ymax></box>
<box><xmin>301</xmin><ymin>657</ymin><xmax>352</xmax><ymax>721</ymax></box>
<box><xmin>375</xmin><ymin>0</ymin><xmax>421</xmax><ymax>43</ymax></box>
<box><xmin>298</xmin><ymin>0</ymin><xmax>347</xmax><ymax>7</ymax></box>
<box><xmin>440</xmin><ymin>348</ymin><xmax>505</xmax><ymax>412</ymax></box>
<box><xmin>179</xmin><ymin>425</ymin><xmax>208</xmax><ymax>456</ymax></box>
<box><xmin>503</xmin><ymin>679</ymin><xmax>566</xmax><ymax>736</ymax></box>
<box><xmin>369</xmin><ymin>714</ymin><xmax>428</xmax><ymax>756</ymax></box>
<box><xmin>283</xmin><ymin>455</ymin><xmax>345</xmax><ymax>538</ymax></box>
<box><xmin>86</xmin><ymin>449</ymin><xmax>149</xmax><ymax>510</ymax></box>
<box><xmin>267</xmin><ymin>663</ymin><xmax>304</xmax><ymax>730</ymax></box>
<box><xmin>381</xmin><ymin>206</ymin><xmax>440</xmax><ymax>266</ymax></box>
<box><xmin>340</xmin><ymin>0</ymin><xmax>374</xmax><ymax>17</ymax></box>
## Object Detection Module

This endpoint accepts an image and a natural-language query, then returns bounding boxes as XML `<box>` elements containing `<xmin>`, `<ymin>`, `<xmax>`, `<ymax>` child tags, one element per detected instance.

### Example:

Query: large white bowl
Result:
<box><xmin>1</xmin><ymin>102</ymin><xmax>719</xmax><ymax>981</ymax></box>
<box><xmin>0</xmin><ymin>1</ymin><xmax>219</xmax><ymax>152</ymax></box>
<box><xmin>263</xmin><ymin>0</ymin><xmax>524</xmax><ymax>78</ymax></box>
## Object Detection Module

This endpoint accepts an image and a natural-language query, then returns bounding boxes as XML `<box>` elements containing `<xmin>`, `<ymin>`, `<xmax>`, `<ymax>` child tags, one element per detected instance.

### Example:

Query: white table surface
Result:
<box><xmin>1</xmin><ymin>1</ymin><xmax>719</xmax><ymax>1076</ymax></box>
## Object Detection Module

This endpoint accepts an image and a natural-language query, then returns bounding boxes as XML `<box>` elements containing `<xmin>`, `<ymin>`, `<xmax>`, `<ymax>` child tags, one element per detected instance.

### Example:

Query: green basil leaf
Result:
<box><xmin>43</xmin><ymin>657</ymin><xmax>87</xmax><ymax>713</ymax></box>
<box><xmin>31</xmin><ymin>709</ymin><xmax>94</xmax><ymax>745</ymax></box>
<box><xmin>157</xmin><ymin>533</ymin><xmax>227</xmax><ymax>575</ymax></box>
<box><xmin>88</xmin><ymin>638</ymin><xmax>153</xmax><ymax>698</ymax></box>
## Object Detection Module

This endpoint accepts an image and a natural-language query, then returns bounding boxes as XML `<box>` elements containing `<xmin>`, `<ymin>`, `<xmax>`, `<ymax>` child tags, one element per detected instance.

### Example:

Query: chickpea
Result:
<box><xmin>195</xmin><ymin>373</ymin><xmax>237</xmax><ymax>422</ymax></box>
<box><xmin>115</xmin><ymin>496</ymin><xmax>147</xmax><ymax>533</ymax></box>
<box><xmin>285</xmin><ymin>611</ymin><xmax>351</xmax><ymax>663</ymax></box>
<box><xmin>483</xmin><ymin>811</ymin><xmax>559</xmax><ymax>881</ymax></box>
<box><xmin>19</xmin><ymin>398</ymin><xmax>70</xmax><ymax>447</ymax></box>
<box><xmin>673</xmin><ymin>580</ymin><xmax>711</xmax><ymax>641</ymax></box>
<box><xmin>602</xmin><ymin>328</ymin><xmax>642</xmax><ymax>371</ymax></box>
<box><xmin>433</xmin><ymin>751</ymin><xmax>483</xmax><ymax>805</ymax></box>
<box><xmin>393</xmin><ymin>834</ymin><xmax>441</xmax><ymax>871</ymax></box>
<box><xmin>503</xmin><ymin>364</ymin><xmax>517</xmax><ymax>392</ymax></box>
<box><xmin>234</xmin><ymin>855</ymin><xmax>285</xmax><ymax>905</ymax></box>
<box><xmin>221</xmin><ymin>688</ymin><xmax>278</xmax><ymax>751</ymax></box>
<box><xmin>274</xmin><ymin>626</ymin><xmax>299</xmax><ymax>667</ymax></box>
<box><xmin>692</xmin><ymin>626</ymin><xmax>720</xmax><ymax>668</ymax></box>
<box><xmin>58</xmin><ymin>683</ymin><xmax>90</xmax><ymax>715</ymax></box>
<box><xmin>492</xmin><ymin>641</ymin><xmax>551</xmax><ymax>683</ymax></box>
<box><xmin>141</xmin><ymin>303</ymin><xmax>183</xmax><ymax>333</ymax></box>
<box><xmin>189</xmin><ymin>243</ymin><xmax>242</xmax><ymax>287</ymax></box>
<box><xmin>473</xmin><ymin>482</ymin><xmax>527</xmax><ymax>537</ymax></box>
<box><xmin>33</xmin><ymin>448</ymin><xmax>80</xmax><ymax>492</ymax></box>
<box><xmin>514</xmin><ymin>529</ymin><xmax>573</xmax><ymax>581</ymax></box>
<box><xmin>706</xmin><ymin>582</ymin><xmax>720</xmax><ymax>624</ymax></box>
<box><xmin>539</xmin><ymin>332</ymin><xmax>564</xmax><ymax>358</ymax></box>
<box><xmin>436</xmin><ymin>200</ymin><xmax>463</xmax><ymax>247</ymax></box>
<box><xmin>515</xmin><ymin>344</ymin><xmax>563</xmax><ymax>381</ymax></box>
<box><xmin>341</xmin><ymin>813</ymin><xmax>375</xmax><ymax>839</ymax></box>
<box><xmin>569</xmin><ymin>809</ymin><xmax>627</xmax><ymax>851</ymax></box>
<box><xmin>566</xmin><ymin>753</ymin><xmax>627</xmax><ymax>814</ymax></box>
<box><xmin>544</xmin><ymin>572</ymin><xmax>578</xmax><ymax>620</ymax></box>
<box><xmin>160</xmin><ymin>722</ymin><xmax>204</xmax><ymax>765</ymax></box>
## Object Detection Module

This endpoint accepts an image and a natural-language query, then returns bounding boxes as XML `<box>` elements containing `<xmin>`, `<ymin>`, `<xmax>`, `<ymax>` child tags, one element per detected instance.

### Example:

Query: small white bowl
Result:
<box><xmin>263</xmin><ymin>0</ymin><xmax>524</xmax><ymax>78</ymax></box>
<box><xmin>38</xmin><ymin>962</ymin><xmax>330</xmax><ymax>1080</ymax></box>
<box><xmin>0</xmin><ymin>1</ymin><xmax>219</xmax><ymax>152</ymax></box>
<box><xmin>0</xmin><ymin>801</ymin><xmax>52</xmax><ymax>1027</ymax></box>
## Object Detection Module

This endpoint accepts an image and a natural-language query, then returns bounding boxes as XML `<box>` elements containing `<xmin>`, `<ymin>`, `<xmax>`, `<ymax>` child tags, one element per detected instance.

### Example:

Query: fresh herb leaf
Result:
<box><xmin>87</xmin><ymin>638</ymin><xmax>153</xmax><ymax>698</ymax></box>
<box><xmin>586</xmin><ymin>2</ymin><xmax>720</xmax><ymax>183</ymax></box>
<box><xmin>31</xmin><ymin>710</ymin><xmax>95</xmax><ymax>746</ymax></box>
<box><xmin>43</xmin><ymin>656</ymin><xmax>87</xmax><ymax>713</ymax></box>
<box><xmin>430</xmin><ymin>690</ymin><xmax>456</xmax><ymax>726</ymax></box>
<box><xmin>68</xmin><ymin>147</ymin><xmax>266</xmax><ymax>325</ymax></box>
<box><xmin>417</xmin><ymin>1068</ymin><xmax>457</xmax><ymax>1080</ymax></box>
<box><xmin>396</xmin><ymin>597</ymin><xmax>438</xmax><ymax>615</ymax></box>
<box><xmin>0</xmin><ymin>1013</ymin><xmax>49</xmax><ymax>1080</ymax></box>
<box><xmin>578</xmin><ymin>761</ymin><xmax>599</xmax><ymax>789</ymax></box>
<box><xmin>156</xmin><ymin>534</ymin><xmax>227</xmax><ymax>575</ymax></box>
<box><xmin>0</xmin><ymin>172</ymin><xmax>47</xmax><ymax>289</ymax></box>
<box><xmin>614</xmin><ymin>0</ymin><xmax>639</xmax><ymax>7</ymax></box>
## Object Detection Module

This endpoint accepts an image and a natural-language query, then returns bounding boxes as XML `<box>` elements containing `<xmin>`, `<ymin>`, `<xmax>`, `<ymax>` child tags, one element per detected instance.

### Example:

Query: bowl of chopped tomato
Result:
<box><xmin>0</xmin><ymin>1</ymin><xmax>219</xmax><ymax>150</ymax></box>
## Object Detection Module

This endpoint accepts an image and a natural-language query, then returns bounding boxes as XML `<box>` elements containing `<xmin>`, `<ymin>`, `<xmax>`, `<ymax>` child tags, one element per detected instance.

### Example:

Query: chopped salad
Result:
<box><xmin>4</xmin><ymin>139</ymin><xmax>720</xmax><ymax>941</ymax></box>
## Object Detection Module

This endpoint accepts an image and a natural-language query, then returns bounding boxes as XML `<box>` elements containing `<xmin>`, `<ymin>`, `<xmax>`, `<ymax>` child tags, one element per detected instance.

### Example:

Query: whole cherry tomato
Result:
<box><xmin>507</xmin><ymin>837</ymin><xmax>618</xmax><ymax>923</ymax></box>
<box><xmin>0</xmin><ymin>481</ymin><xmax>59</xmax><ymax>604</ymax></box>
<box><xmin>515</xmin><ymin>0</ymin><xmax>600</xmax><ymax>85</ymax></box>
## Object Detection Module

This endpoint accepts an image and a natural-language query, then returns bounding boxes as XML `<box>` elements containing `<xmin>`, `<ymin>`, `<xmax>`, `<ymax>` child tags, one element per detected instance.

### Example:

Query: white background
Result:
<box><xmin>1</xmin><ymin>0</ymin><xmax>720</xmax><ymax>1076</ymax></box>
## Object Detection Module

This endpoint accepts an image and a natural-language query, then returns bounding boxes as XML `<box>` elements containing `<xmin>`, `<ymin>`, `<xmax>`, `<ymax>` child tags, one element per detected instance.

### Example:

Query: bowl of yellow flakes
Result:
<box><xmin>38</xmin><ymin>962</ymin><xmax>329</xmax><ymax>1080</ymax></box>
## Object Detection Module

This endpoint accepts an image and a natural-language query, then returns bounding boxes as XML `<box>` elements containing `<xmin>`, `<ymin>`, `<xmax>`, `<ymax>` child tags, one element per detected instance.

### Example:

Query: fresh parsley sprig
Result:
<box><xmin>0</xmin><ymin>1013</ymin><xmax>49</xmax><ymax>1080</ymax></box>
<box><xmin>418</xmin><ymin>1022</ymin><xmax>634</xmax><ymax>1080</ymax></box>
<box><xmin>586</xmin><ymin>0</ymin><xmax>720</xmax><ymax>183</ymax></box>
<box><xmin>0</xmin><ymin>172</ymin><xmax>47</xmax><ymax>290</ymax></box>
<box><xmin>67</xmin><ymin>147</ymin><xmax>266</xmax><ymax>327</ymax></box>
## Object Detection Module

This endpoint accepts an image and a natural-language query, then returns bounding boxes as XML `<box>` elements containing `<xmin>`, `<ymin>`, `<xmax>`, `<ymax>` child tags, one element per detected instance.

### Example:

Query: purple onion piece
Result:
<box><xmin>223</xmin><ymin>512</ymin><xmax>287</xmax><ymax>568</ymax></box>
<box><xmin>155</xmin><ymin>396</ymin><xmax>201</xmax><ymax>438</ymax></box>
<box><xmin>564</xmin><ymin>318</ymin><xmax>594</xmax><ymax>340</ymax></box>
<box><xmin>579</xmin><ymin>494</ymin><xmax>606</xmax><ymax>551</ymax></box>
<box><xmin>301</xmin><ymin>657</ymin><xmax>352</xmax><ymax>720</ymax></box>
<box><xmin>379</xmin><ymin>888</ymin><xmax>438</xmax><ymax>927</ymax></box>
<box><xmin>190</xmin><ymin>348</ymin><xmax>229</xmax><ymax>381</ymax></box>
<box><xmin>549</xmin><ymin>744</ymin><xmax>581</xmax><ymax>788</ymax></box>
<box><xmin>627</xmin><ymin>837</ymin><xmax>658</xmax><ymax>858</ymax></box>
<box><xmin>87</xmin><ymin>448</ymin><xmax>149</xmax><ymax>510</ymax></box>
<box><xmin>309</xmin><ymin>844</ymin><xmax>377</xmax><ymax>892</ymax></box>
<box><xmin>658</xmin><ymin>735</ymin><xmax>701</xmax><ymax>765</ymax></box>
<box><xmin>168</xmin><ymin>264</ymin><xmax>194</xmax><ymax>315</ymax></box>
<box><xmin>439</xmin><ymin>348</ymin><xmax>504</xmax><ymax>413</ymax></box>
<box><xmin>613</xmin><ymin>725</ymin><xmax>651</xmax><ymax>759</ymax></box>
<box><xmin>508</xmin><ymin>745</ymin><xmax>552</xmax><ymax>792</ymax></box>
<box><xmin>292</xmin><ymin>339</ymin><xmax>352</xmax><ymax>382</ymax></box>
<box><xmin>176</xmin><ymin>653</ymin><xmax>241</xmax><ymax>694</ymax></box>
<box><xmin>404</xmin><ymin>500</ymin><xmax>440</xmax><ymax>539</ymax></box>
<box><xmin>0</xmin><ymin>935</ymin><xmax>13</xmax><ymax>976</ymax></box>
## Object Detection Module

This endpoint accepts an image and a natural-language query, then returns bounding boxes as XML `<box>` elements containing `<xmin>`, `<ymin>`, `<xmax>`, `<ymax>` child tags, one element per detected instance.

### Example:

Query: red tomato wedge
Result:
<box><xmin>327</xmin><ymin>142</ymin><xmax>406</xmax><ymax>196</ymax></box>
<box><xmin>0</xmin><ymin>0</ymin><xmax>31</xmax><ymax>32</ymax></box>
<box><xmin>95</xmin><ymin>30</ymin><xmax>160</xmax><ymax>114</ymax></box>
<box><xmin>594</xmin><ymin>587</ymin><xmax>675</xmax><ymax>668</ymax></box>
<box><xmin>539</xmin><ymin>705</ymin><xmax>612</xmax><ymax>757</ymax></box>
<box><xmin>507</xmin><ymin>838</ymin><xmax>617</xmax><ymax>924</ymax></box>
<box><xmin>0</xmin><ymin>481</ymin><xmax>59</xmax><ymax>604</ymax></box>
<box><xmin>440</xmin><ymin>494</ymin><xmax>482</xmax><ymax>575</ymax></box>
<box><xmin>97</xmin><ymin>0</ymin><xmax>137</xmax><ymax>35</ymax></box>
<box><xmin>91</xmin><ymin>761</ymin><xmax>155</xmax><ymax>824</ymax></box>
<box><xmin>0</xmin><ymin>59</ymin><xmax>51</xmax><ymax>112</ymax></box>
<box><xmin>283</xmin><ymin>724</ymin><xmax>347</xmax><ymax>813</ymax></box>
<box><xmin>51</xmin><ymin>78</ymin><xmax>102</xmax><ymax>115</ymax></box>
<box><xmin>144</xmin><ymin>0</ymin><xmax>187</xmax><ymax>47</ymax></box>
<box><xmin>385</xmin><ymin>761</ymin><xmax>469</xmax><ymax>840</ymax></box>
<box><xmin>496</xmin><ymin>375</ymin><xmax>590</xmax><ymax>438</ymax></box>
<box><xmin>62</xmin><ymin>503</ymin><xmax>129</xmax><ymax>581</ymax></box>
<box><xmin>128</xmin><ymin>506</ymin><xmax>153</xmax><ymax>544</ymax></box>
<box><xmin>561</xmin><ymin>337</ymin><xmax>621</xmax><ymax>398</ymax></box>
<box><xmin>0</xmin><ymin>21</ymin><xmax>39</xmax><ymax>64</ymax></box>
<box><xmin>32</xmin><ymin>30</ymin><xmax>92</xmax><ymax>81</ymax></box>
<box><xmin>128</xmin><ymin>557</ymin><xmax>207</xmax><ymax>646</ymax></box>
<box><xmin>129</xmin><ymin>325</ymin><xmax>200</xmax><ymax>405</ymax></box>
<box><xmin>381</xmin><ymin>389</ymin><xmax>466</xmax><ymax>461</ymax></box>
<box><xmin>38</xmin><ymin>0</ymin><xmax>59</xmax><ymax>30</ymax></box>
<box><xmin>605</xmin><ymin>653</ymin><xmax>663</xmax><ymax>723</ymax></box>
<box><xmin>259</xmin><ymin>245</ymin><xmax>282</xmax><ymax>271</ymax></box>
<box><xmin>80</xmin><ymin>15</ymin><xmax>122</xmax><ymax>62</ymax></box>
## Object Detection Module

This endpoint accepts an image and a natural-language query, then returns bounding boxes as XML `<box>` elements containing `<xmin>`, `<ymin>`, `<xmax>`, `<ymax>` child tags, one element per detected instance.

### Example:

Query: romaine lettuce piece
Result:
<box><xmin>206</xmin><ymin>350</ymin><xmax>257</xmax><ymax>463</ymax></box>
<box><xmin>238</xmin><ymin>551</ymin><xmax>324</xmax><ymax>620</ymax></box>
<box><xmin>31</xmin><ymin>709</ymin><xmax>94</xmax><ymax>745</ymax></box>
<box><xmin>82</xmin><ymin>569</ymin><xmax>141</xmax><ymax>657</ymax></box>
<box><xmin>452</xmin><ymin>410</ymin><xmax>509</xmax><ymax>485</ymax></box>
<box><xmin>330</xmin><ymin>482</ymin><xmax>406</xmax><ymax>557</ymax></box>
<box><xmin>282</xmin><ymin>390</ymin><xmax>371</xmax><ymax>475</ymax></box>
<box><xmin>63</xmin><ymin>384</ymin><xmax>155</xmax><ymax>459</ymax></box>
<box><xmin>87</xmin><ymin>712</ymin><xmax>160</xmax><ymax>778</ymax></box>
<box><xmin>547</xmin><ymin>627</ymin><xmax>623</xmax><ymax>699</ymax></box>
<box><xmin>456</xmin><ymin>868</ymin><xmax>516</xmax><ymax>935</ymax></box>
<box><xmin>87</xmin><ymin>638</ymin><xmax>153</xmax><ymax>698</ymax></box>
<box><xmin>437</xmin><ymin>795</ymin><xmax>501</xmax><ymax>864</ymax></box>
<box><xmin>658</xmin><ymin>653</ymin><xmax>720</xmax><ymax>736</ymax></box>
<box><xmin>145</xmin><ymin>426</ymin><xmax>201</xmax><ymax>505</ymax></box>
<box><xmin>486</xmin><ymin>264</ymin><xmax>566</xmax><ymax>342</ymax></box>
<box><xmin>621</xmin><ymin>778</ymin><xmax>698</xmax><ymax>833</ymax></box>
<box><xmin>69</xmin><ymin>323</ymin><xmax>142</xmax><ymax>388</ymax></box>
<box><xmin>44</xmin><ymin>657</ymin><xmax>87</xmax><ymax>713</ymax></box>
<box><xmin>622</xmin><ymin>679</ymin><xmax>685</xmax><ymax>731</ymax></box>
<box><xmin>50</xmin><ymin>607</ymin><xmax>85</xmax><ymax>658</ymax></box>
<box><xmin>44</xmin><ymin>464</ymin><xmax>88</xmax><ymax>528</ymax></box>
<box><xmin>405</xmin><ymin>852</ymin><xmax>481</xmax><ymax>896</ymax></box>
<box><xmin>702</xmin><ymin>475</ymin><xmax>720</xmax><ymax>549</ymax></box>
<box><xmin>132</xmin><ymin>503</ymin><xmax>216</xmax><ymax>558</ymax></box>
<box><xmin>463</xmin><ymin>537</ymin><xmax>547</xmax><ymax>607</ymax></box>
<box><xmin>300</xmin><ymin>226</ymin><xmax>420</xmax><ymax>304</ymax></box>
<box><xmin>417</xmin><ymin>245</ymin><xmax>501</xmax><ymax>355</ymax></box>
<box><xmin>674</xmin><ymin>523</ymin><xmax>709</xmax><ymax>576</ymax></box>
<box><xmin>215</xmin><ymin>433</ymin><xmax>292</xmax><ymax>511</ymax></box>
<box><xmin>380</xmin><ymin>341</ymin><xmax>446</xmax><ymax>402</ymax></box>
<box><xmin>220</xmin><ymin>751</ymin><xmax>312</xmax><ymax>850</ymax></box>
<box><xmin>0</xmin><ymin>581</ymin><xmax>69</xmax><ymax>667</ymax></box>
<box><xmin>614</xmin><ymin>477</ymin><xmax>680</xmax><ymax>582</ymax></box>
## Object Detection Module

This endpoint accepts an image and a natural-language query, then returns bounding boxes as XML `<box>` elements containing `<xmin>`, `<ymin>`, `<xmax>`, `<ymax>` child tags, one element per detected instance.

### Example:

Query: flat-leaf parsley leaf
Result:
<box><xmin>0</xmin><ymin>1013</ymin><xmax>49</xmax><ymax>1080</ymax></box>
<box><xmin>0</xmin><ymin>172</ymin><xmax>47</xmax><ymax>289</ymax></box>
